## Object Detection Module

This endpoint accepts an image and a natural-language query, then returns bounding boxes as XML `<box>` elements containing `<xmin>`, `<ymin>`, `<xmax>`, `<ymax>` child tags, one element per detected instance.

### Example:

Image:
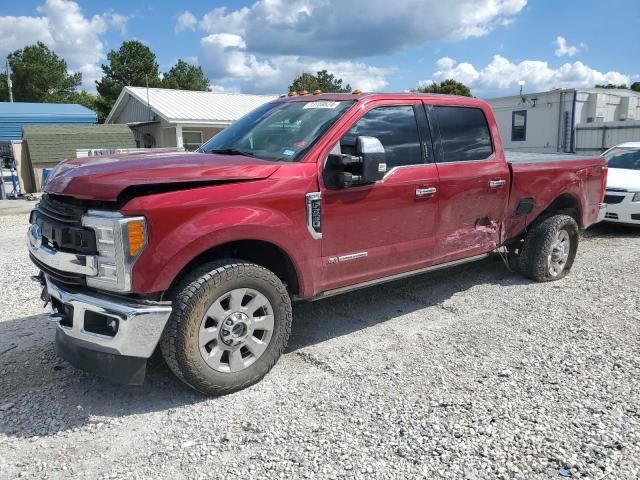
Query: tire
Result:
<box><xmin>518</xmin><ymin>214</ymin><xmax>579</xmax><ymax>282</ymax></box>
<box><xmin>160</xmin><ymin>260</ymin><xmax>292</xmax><ymax>395</ymax></box>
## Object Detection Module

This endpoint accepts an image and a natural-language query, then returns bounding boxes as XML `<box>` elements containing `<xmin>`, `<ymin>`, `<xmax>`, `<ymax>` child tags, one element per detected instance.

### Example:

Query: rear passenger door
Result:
<box><xmin>427</xmin><ymin>104</ymin><xmax>510</xmax><ymax>262</ymax></box>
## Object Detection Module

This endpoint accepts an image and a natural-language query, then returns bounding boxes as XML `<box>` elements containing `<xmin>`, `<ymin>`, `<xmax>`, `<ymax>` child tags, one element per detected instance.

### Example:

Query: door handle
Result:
<box><xmin>489</xmin><ymin>179</ymin><xmax>506</xmax><ymax>189</ymax></box>
<box><xmin>415</xmin><ymin>187</ymin><xmax>437</xmax><ymax>198</ymax></box>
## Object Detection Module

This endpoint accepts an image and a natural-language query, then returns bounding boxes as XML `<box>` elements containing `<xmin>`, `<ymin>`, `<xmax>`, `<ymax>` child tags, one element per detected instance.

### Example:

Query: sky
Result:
<box><xmin>1</xmin><ymin>0</ymin><xmax>638</xmax><ymax>99</ymax></box>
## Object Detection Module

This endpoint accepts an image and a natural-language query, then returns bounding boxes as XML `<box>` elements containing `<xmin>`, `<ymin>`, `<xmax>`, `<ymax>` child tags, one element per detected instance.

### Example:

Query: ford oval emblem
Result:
<box><xmin>28</xmin><ymin>224</ymin><xmax>43</xmax><ymax>249</ymax></box>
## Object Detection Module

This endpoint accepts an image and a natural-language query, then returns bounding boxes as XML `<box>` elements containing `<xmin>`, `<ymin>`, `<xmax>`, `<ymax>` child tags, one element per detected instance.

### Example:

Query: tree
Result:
<box><xmin>595</xmin><ymin>83</ymin><xmax>628</xmax><ymax>89</ymax></box>
<box><xmin>68</xmin><ymin>90</ymin><xmax>98</xmax><ymax>112</ymax></box>
<box><xmin>415</xmin><ymin>79</ymin><xmax>472</xmax><ymax>97</ymax></box>
<box><xmin>630</xmin><ymin>82</ymin><xmax>640</xmax><ymax>92</ymax></box>
<box><xmin>95</xmin><ymin>40</ymin><xmax>161</xmax><ymax>121</ymax></box>
<box><xmin>162</xmin><ymin>59</ymin><xmax>209</xmax><ymax>91</ymax></box>
<box><xmin>288</xmin><ymin>70</ymin><xmax>351</xmax><ymax>93</ymax></box>
<box><xmin>0</xmin><ymin>42</ymin><xmax>81</xmax><ymax>103</ymax></box>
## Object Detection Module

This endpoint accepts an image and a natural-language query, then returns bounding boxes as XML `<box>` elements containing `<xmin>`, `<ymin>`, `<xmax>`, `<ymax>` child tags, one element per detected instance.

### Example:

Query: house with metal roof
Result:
<box><xmin>105</xmin><ymin>87</ymin><xmax>278</xmax><ymax>151</ymax></box>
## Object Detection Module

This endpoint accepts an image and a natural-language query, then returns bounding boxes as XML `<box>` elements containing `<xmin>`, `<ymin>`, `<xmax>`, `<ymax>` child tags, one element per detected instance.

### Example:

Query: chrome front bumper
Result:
<box><xmin>46</xmin><ymin>276</ymin><xmax>172</xmax><ymax>359</ymax></box>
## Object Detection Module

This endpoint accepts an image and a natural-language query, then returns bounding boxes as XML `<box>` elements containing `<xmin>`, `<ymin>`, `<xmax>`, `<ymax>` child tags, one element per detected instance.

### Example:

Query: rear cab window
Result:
<box><xmin>431</xmin><ymin>106</ymin><xmax>494</xmax><ymax>163</ymax></box>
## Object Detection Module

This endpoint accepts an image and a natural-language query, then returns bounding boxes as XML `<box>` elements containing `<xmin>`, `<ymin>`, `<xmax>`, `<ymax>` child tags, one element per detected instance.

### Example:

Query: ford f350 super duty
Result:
<box><xmin>27</xmin><ymin>92</ymin><xmax>607</xmax><ymax>395</ymax></box>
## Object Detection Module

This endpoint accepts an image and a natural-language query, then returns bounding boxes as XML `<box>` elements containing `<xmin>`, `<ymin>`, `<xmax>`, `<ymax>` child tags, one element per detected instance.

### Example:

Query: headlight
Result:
<box><xmin>82</xmin><ymin>210</ymin><xmax>147</xmax><ymax>292</ymax></box>
<box><xmin>633</xmin><ymin>192</ymin><xmax>640</xmax><ymax>202</ymax></box>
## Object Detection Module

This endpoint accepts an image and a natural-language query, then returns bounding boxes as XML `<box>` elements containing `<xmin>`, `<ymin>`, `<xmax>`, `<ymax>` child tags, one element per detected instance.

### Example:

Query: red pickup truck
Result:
<box><xmin>28</xmin><ymin>93</ymin><xmax>607</xmax><ymax>395</ymax></box>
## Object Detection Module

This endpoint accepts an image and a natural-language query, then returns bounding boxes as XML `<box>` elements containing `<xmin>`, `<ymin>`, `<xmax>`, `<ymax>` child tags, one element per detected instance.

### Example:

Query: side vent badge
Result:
<box><xmin>305</xmin><ymin>192</ymin><xmax>322</xmax><ymax>240</ymax></box>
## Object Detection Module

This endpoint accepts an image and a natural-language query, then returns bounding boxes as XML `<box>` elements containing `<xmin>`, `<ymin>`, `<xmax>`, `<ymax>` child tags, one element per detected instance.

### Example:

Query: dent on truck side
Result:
<box><xmin>120</xmin><ymin>173</ymin><xmax>320</xmax><ymax>296</ymax></box>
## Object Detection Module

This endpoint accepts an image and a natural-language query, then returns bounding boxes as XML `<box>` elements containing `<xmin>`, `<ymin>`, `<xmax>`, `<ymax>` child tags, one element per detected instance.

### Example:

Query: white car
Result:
<box><xmin>601</xmin><ymin>142</ymin><xmax>640</xmax><ymax>225</ymax></box>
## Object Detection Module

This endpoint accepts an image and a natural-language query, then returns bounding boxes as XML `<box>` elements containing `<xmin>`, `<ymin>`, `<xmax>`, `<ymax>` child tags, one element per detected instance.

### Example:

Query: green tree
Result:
<box><xmin>68</xmin><ymin>90</ymin><xmax>98</xmax><ymax>112</ymax></box>
<box><xmin>415</xmin><ymin>79</ymin><xmax>472</xmax><ymax>97</ymax></box>
<box><xmin>289</xmin><ymin>70</ymin><xmax>351</xmax><ymax>93</ymax></box>
<box><xmin>595</xmin><ymin>83</ymin><xmax>628</xmax><ymax>89</ymax></box>
<box><xmin>162</xmin><ymin>59</ymin><xmax>209</xmax><ymax>91</ymax></box>
<box><xmin>95</xmin><ymin>40</ymin><xmax>161</xmax><ymax>121</ymax></box>
<box><xmin>0</xmin><ymin>42</ymin><xmax>81</xmax><ymax>102</ymax></box>
<box><xmin>629</xmin><ymin>82</ymin><xmax>640</xmax><ymax>92</ymax></box>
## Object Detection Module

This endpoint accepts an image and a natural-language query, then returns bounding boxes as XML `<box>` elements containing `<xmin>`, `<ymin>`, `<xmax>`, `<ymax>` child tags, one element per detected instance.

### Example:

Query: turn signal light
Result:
<box><xmin>127</xmin><ymin>220</ymin><xmax>146</xmax><ymax>256</ymax></box>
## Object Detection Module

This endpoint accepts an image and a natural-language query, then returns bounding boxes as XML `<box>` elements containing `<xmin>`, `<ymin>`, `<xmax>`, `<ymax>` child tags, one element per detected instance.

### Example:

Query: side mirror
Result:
<box><xmin>356</xmin><ymin>136</ymin><xmax>386</xmax><ymax>183</ymax></box>
<box><xmin>323</xmin><ymin>136</ymin><xmax>386</xmax><ymax>189</ymax></box>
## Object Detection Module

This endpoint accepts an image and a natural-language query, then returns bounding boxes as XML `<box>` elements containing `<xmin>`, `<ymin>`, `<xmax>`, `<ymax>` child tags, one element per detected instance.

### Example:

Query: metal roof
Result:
<box><xmin>0</xmin><ymin>102</ymin><xmax>97</xmax><ymax>141</ymax></box>
<box><xmin>22</xmin><ymin>124</ymin><xmax>135</xmax><ymax>165</ymax></box>
<box><xmin>106</xmin><ymin>87</ymin><xmax>278</xmax><ymax>125</ymax></box>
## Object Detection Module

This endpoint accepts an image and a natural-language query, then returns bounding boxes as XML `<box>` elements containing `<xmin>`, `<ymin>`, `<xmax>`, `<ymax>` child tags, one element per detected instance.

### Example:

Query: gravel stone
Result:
<box><xmin>0</xmin><ymin>213</ymin><xmax>639</xmax><ymax>479</ymax></box>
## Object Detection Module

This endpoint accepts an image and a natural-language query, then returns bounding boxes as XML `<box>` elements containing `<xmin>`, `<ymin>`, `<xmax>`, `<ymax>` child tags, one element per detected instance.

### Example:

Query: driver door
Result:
<box><xmin>319</xmin><ymin>101</ymin><xmax>440</xmax><ymax>292</ymax></box>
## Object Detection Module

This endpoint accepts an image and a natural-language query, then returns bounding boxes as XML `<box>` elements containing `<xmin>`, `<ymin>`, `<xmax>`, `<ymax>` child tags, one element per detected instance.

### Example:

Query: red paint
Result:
<box><xmin>44</xmin><ymin>93</ymin><xmax>606</xmax><ymax>298</ymax></box>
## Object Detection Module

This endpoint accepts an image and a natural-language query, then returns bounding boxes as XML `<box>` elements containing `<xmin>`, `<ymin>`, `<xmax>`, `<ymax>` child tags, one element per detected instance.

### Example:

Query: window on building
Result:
<box><xmin>432</xmin><ymin>106</ymin><xmax>493</xmax><ymax>162</ymax></box>
<box><xmin>340</xmin><ymin>106</ymin><xmax>423</xmax><ymax>168</ymax></box>
<box><xmin>511</xmin><ymin>110</ymin><xmax>527</xmax><ymax>142</ymax></box>
<box><xmin>183</xmin><ymin>130</ymin><xmax>204</xmax><ymax>151</ymax></box>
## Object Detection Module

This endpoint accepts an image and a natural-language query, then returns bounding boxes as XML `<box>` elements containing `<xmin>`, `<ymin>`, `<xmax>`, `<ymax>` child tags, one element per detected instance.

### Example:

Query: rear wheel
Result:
<box><xmin>160</xmin><ymin>261</ymin><xmax>292</xmax><ymax>395</ymax></box>
<box><xmin>518</xmin><ymin>214</ymin><xmax>579</xmax><ymax>282</ymax></box>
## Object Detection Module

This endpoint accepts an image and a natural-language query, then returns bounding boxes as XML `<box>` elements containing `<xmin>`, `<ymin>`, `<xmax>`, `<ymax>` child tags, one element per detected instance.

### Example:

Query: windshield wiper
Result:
<box><xmin>207</xmin><ymin>148</ymin><xmax>256</xmax><ymax>157</ymax></box>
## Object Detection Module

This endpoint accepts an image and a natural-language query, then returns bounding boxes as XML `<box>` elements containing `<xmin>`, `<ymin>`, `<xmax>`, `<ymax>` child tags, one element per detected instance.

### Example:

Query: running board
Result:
<box><xmin>311</xmin><ymin>253</ymin><xmax>490</xmax><ymax>301</ymax></box>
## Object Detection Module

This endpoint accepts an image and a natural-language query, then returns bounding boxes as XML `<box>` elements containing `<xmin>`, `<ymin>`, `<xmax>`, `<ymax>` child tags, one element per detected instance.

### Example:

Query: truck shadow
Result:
<box><xmin>0</xmin><ymin>256</ymin><xmax>525</xmax><ymax>439</ymax></box>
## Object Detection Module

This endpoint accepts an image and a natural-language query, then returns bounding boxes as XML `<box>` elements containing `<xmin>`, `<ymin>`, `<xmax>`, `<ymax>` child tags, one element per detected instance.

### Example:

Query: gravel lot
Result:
<box><xmin>0</xmin><ymin>212</ymin><xmax>638</xmax><ymax>480</ymax></box>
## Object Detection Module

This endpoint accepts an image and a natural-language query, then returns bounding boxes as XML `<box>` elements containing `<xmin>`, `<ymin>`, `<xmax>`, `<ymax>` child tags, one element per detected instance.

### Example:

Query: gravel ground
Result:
<box><xmin>0</xmin><ymin>212</ymin><xmax>639</xmax><ymax>480</ymax></box>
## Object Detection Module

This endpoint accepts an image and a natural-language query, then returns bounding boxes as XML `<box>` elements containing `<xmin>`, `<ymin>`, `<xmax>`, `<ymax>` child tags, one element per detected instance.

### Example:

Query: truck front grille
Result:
<box><xmin>31</xmin><ymin>194</ymin><xmax>97</xmax><ymax>255</ymax></box>
<box><xmin>30</xmin><ymin>254</ymin><xmax>86</xmax><ymax>287</ymax></box>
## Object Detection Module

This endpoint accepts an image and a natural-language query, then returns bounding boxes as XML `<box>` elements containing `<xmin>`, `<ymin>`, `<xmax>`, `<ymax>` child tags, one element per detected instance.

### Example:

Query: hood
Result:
<box><xmin>606</xmin><ymin>167</ymin><xmax>640</xmax><ymax>191</ymax></box>
<box><xmin>44</xmin><ymin>151</ymin><xmax>281</xmax><ymax>201</ymax></box>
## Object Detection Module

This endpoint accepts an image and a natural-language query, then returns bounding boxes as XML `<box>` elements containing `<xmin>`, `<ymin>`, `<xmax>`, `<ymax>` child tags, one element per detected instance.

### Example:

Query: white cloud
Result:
<box><xmin>199</xmin><ymin>34</ymin><xmax>391</xmax><ymax>93</ymax></box>
<box><xmin>181</xmin><ymin>0</ymin><xmax>527</xmax><ymax>58</ymax></box>
<box><xmin>186</xmin><ymin>0</ymin><xmax>526</xmax><ymax>93</ymax></box>
<box><xmin>175</xmin><ymin>10</ymin><xmax>197</xmax><ymax>32</ymax></box>
<box><xmin>554</xmin><ymin>36</ymin><xmax>584</xmax><ymax>57</ymax></box>
<box><xmin>0</xmin><ymin>0</ymin><xmax>128</xmax><ymax>90</ymax></box>
<box><xmin>431</xmin><ymin>55</ymin><xmax>630</xmax><ymax>96</ymax></box>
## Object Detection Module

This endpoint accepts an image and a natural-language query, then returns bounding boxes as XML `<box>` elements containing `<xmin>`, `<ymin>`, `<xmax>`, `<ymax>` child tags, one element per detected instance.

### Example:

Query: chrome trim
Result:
<box><xmin>337</xmin><ymin>251</ymin><xmax>368</xmax><ymax>262</ymax></box>
<box><xmin>596</xmin><ymin>203</ymin><xmax>607</xmax><ymax>223</ymax></box>
<box><xmin>305</xmin><ymin>192</ymin><xmax>322</xmax><ymax>240</ymax></box>
<box><xmin>46</xmin><ymin>276</ymin><xmax>172</xmax><ymax>358</ymax></box>
<box><xmin>312</xmin><ymin>254</ymin><xmax>490</xmax><ymax>300</ymax></box>
<box><xmin>382</xmin><ymin>164</ymin><xmax>428</xmax><ymax>180</ymax></box>
<box><xmin>27</xmin><ymin>228</ymin><xmax>98</xmax><ymax>276</ymax></box>
<box><xmin>415</xmin><ymin>187</ymin><xmax>437</xmax><ymax>196</ymax></box>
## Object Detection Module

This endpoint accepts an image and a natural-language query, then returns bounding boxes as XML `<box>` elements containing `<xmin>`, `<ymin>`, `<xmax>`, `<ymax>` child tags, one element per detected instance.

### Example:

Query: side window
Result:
<box><xmin>432</xmin><ymin>106</ymin><xmax>493</xmax><ymax>162</ymax></box>
<box><xmin>340</xmin><ymin>106</ymin><xmax>423</xmax><ymax>168</ymax></box>
<box><xmin>511</xmin><ymin>110</ymin><xmax>527</xmax><ymax>141</ymax></box>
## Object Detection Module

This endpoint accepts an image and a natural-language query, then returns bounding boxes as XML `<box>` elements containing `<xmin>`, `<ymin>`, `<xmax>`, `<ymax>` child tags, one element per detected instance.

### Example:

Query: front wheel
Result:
<box><xmin>160</xmin><ymin>261</ymin><xmax>292</xmax><ymax>395</ymax></box>
<box><xmin>518</xmin><ymin>214</ymin><xmax>579</xmax><ymax>282</ymax></box>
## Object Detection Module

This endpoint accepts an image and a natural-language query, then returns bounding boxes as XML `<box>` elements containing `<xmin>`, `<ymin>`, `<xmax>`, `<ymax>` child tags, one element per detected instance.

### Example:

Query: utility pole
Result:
<box><xmin>6</xmin><ymin>60</ymin><xmax>14</xmax><ymax>102</ymax></box>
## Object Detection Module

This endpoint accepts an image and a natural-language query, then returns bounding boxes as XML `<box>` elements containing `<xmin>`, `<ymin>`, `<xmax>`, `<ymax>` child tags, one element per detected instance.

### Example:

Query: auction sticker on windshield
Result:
<box><xmin>303</xmin><ymin>101</ymin><xmax>340</xmax><ymax>109</ymax></box>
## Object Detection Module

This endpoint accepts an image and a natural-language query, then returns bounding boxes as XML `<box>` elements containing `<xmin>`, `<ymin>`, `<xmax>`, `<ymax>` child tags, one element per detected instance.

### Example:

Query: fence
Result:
<box><xmin>575</xmin><ymin>120</ymin><xmax>640</xmax><ymax>156</ymax></box>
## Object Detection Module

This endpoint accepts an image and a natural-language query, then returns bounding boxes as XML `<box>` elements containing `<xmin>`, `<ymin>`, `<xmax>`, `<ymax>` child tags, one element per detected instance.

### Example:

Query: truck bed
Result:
<box><xmin>503</xmin><ymin>151</ymin><xmax>606</xmax><ymax>240</ymax></box>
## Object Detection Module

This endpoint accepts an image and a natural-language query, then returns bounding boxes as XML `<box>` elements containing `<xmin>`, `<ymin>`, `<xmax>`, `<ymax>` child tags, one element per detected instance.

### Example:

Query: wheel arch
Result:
<box><xmin>166</xmin><ymin>239</ymin><xmax>301</xmax><ymax>299</ymax></box>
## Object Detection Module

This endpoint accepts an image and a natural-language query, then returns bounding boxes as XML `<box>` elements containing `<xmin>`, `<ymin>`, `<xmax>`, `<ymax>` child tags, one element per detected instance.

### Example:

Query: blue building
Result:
<box><xmin>0</xmin><ymin>102</ymin><xmax>97</xmax><ymax>197</ymax></box>
<box><xmin>0</xmin><ymin>102</ymin><xmax>97</xmax><ymax>143</ymax></box>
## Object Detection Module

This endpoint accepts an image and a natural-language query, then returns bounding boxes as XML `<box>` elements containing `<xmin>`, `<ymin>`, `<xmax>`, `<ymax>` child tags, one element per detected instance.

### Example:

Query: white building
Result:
<box><xmin>106</xmin><ymin>87</ymin><xmax>278</xmax><ymax>150</ymax></box>
<box><xmin>486</xmin><ymin>88</ymin><xmax>640</xmax><ymax>155</ymax></box>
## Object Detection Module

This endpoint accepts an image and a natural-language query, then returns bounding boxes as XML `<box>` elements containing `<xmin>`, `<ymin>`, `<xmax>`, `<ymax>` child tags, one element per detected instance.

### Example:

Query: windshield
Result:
<box><xmin>604</xmin><ymin>147</ymin><xmax>640</xmax><ymax>170</ymax></box>
<box><xmin>199</xmin><ymin>100</ymin><xmax>354</xmax><ymax>162</ymax></box>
